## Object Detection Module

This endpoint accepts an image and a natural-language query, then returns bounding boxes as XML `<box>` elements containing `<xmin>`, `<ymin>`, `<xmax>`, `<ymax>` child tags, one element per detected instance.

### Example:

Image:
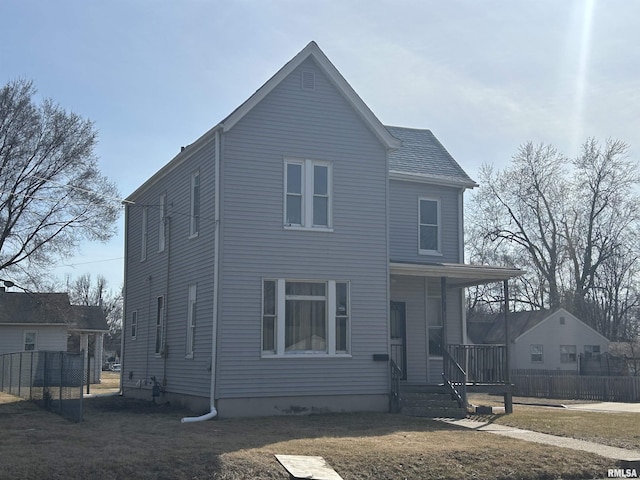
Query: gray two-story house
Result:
<box><xmin>121</xmin><ymin>42</ymin><xmax>520</xmax><ymax>418</ymax></box>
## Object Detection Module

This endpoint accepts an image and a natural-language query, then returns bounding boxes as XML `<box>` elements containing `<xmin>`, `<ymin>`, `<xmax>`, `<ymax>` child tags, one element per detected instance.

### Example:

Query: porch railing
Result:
<box><xmin>442</xmin><ymin>348</ymin><xmax>467</xmax><ymax>409</ymax></box>
<box><xmin>447</xmin><ymin>344</ymin><xmax>508</xmax><ymax>384</ymax></box>
<box><xmin>389</xmin><ymin>358</ymin><xmax>402</xmax><ymax>413</ymax></box>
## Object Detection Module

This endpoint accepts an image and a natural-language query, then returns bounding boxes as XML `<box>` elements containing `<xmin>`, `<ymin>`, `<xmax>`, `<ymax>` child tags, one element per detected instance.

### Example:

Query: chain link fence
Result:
<box><xmin>0</xmin><ymin>351</ymin><xmax>84</xmax><ymax>422</ymax></box>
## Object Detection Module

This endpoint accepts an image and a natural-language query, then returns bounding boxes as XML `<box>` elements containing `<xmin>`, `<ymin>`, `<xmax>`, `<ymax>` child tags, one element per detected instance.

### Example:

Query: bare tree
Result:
<box><xmin>67</xmin><ymin>273</ymin><xmax>122</xmax><ymax>354</ymax></box>
<box><xmin>468</xmin><ymin>143</ymin><xmax>568</xmax><ymax>309</ymax></box>
<box><xmin>467</xmin><ymin>138</ymin><xmax>640</xmax><ymax>339</ymax></box>
<box><xmin>0</xmin><ymin>79</ymin><xmax>120</xmax><ymax>284</ymax></box>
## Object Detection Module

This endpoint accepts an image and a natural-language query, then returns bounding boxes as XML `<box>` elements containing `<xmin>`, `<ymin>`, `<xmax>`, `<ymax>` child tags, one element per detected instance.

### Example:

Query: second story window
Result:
<box><xmin>419</xmin><ymin>198</ymin><xmax>440</xmax><ymax>255</ymax></box>
<box><xmin>131</xmin><ymin>311</ymin><xmax>138</xmax><ymax>340</ymax></box>
<box><xmin>285</xmin><ymin>159</ymin><xmax>332</xmax><ymax>230</ymax></box>
<box><xmin>190</xmin><ymin>171</ymin><xmax>200</xmax><ymax>237</ymax></box>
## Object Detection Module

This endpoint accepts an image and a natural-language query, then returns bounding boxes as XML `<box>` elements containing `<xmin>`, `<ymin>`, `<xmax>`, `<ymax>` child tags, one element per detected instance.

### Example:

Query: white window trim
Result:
<box><xmin>186</xmin><ymin>284</ymin><xmax>197</xmax><ymax>359</ymax></box>
<box><xmin>560</xmin><ymin>344</ymin><xmax>577</xmax><ymax>363</ymax></box>
<box><xmin>131</xmin><ymin>311</ymin><xmax>137</xmax><ymax>340</ymax></box>
<box><xmin>141</xmin><ymin>207</ymin><xmax>148</xmax><ymax>261</ymax></box>
<box><xmin>418</xmin><ymin>197</ymin><xmax>442</xmax><ymax>256</ymax></box>
<box><xmin>530</xmin><ymin>344</ymin><xmax>543</xmax><ymax>363</ymax></box>
<box><xmin>155</xmin><ymin>296</ymin><xmax>165</xmax><ymax>357</ymax></box>
<box><xmin>190</xmin><ymin>171</ymin><xmax>200</xmax><ymax>238</ymax></box>
<box><xmin>284</xmin><ymin>158</ymin><xmax>333</xmax><ymax>232</ymax></box>
<box><xmin>158</xmin><ymin>193</ymin><xmax>166</xmax><ymax>252</ymax></box>
<box><xmin>23</xmin><ymin>331</ymin><xmax>37</xmax><ymax>351</ymax></box>
<box><xmin>262</xmin><ymin>278</ymin><xmax>351</xmax><ymax>358</ymax></box>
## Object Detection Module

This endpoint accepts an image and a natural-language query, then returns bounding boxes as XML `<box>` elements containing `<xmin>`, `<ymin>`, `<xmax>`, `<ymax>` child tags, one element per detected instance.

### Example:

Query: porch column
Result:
<box><xmin>503</xmin><ymin>280</ymin><xmax>513</xmax><ymax>413</ymax></box>
<box><xmin>440</xmin><ymin>277</ymin><xmax>447</xmax><ymax>353</ymax></box>
<box><xmin>94</xmin><ymin>333</ymin><xmax>104</xmax><ymax>384</ymax></box>
<box><xmin>80</xmin><ymin>333</ymin><xmax>89</xmax><ymax>394</ymax></box>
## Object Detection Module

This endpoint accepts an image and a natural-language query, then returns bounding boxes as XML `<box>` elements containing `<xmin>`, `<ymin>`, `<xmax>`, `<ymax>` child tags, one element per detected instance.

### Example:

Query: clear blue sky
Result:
<box><xmin>1</xmin><ymin>0</ymin><xmax>638</xmax><ymax>291</ymax></box>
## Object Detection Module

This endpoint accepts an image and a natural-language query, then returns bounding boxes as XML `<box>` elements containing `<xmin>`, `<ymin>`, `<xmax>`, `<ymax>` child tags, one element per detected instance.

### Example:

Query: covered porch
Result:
<box><xmin>389</xmin><ymin>261</ymin><xmax>522</xmax><ymax>414</ymax></box>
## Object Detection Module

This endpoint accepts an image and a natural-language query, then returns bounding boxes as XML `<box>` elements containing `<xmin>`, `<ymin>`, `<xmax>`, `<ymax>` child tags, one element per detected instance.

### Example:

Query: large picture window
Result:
<box><xmin>419</xmin><ymin>198</ymin><xmax>440</xmax><ymax>254</ymax></box>
<box><xmin>284</xmin><ymin>159</ymin><xmax>332</xmax><ymax>229</ymax></box>
<box><xmin>262</xmin><ymin>279</ymin><xmax>349</xmax><ymax>356</ymax></box>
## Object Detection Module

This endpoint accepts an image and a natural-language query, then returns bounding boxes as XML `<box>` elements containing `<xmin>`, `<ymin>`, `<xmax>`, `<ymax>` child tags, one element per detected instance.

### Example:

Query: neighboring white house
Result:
<box><xmin>467</xmin><ymin>308</ymin><xmax>610</xmax><ymax>372</ymax></box>
<box><xmin>0</xmin><ymin>288</ymin><xmax>109</xmax><ymax>383</ymax></box>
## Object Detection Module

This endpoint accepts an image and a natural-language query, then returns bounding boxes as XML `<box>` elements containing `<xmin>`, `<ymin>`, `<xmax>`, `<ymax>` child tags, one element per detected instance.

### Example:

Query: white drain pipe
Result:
<box><xmin>181</xmin><ymin>127</ymin><xmax>222</xmax><ymax>423</ymax></box>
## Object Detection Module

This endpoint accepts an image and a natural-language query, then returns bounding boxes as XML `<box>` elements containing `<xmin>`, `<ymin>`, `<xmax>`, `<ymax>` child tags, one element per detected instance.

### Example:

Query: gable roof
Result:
<box><xmin>0</xmin><ymin>291</ymin><xmax>108</xmax><ymax>332</ymax></box>
<box><xmin>386</xmin><ymin>126</ymin><xmax>477</xmax><ymax>189</ymax></box>
<box><xmin>467</xmin><ymin>309</ymin><xmax>554</xmax><ymax>344</ymax></box>
<box><xmin>0</xmin><ymin>292</ymin><xmax>70</xmax><ymax>325</ymax></box>
<box><xmin>126</xmin><ymin>41</ymin><xmax>401</xmax><ymax>202</ymax></box>
<box><xmin>67</xmin><ymin>305</ymin><xmax>109</xmax><ymax>332</ymax></box>
<box><xmin>222</xmin><ymin>42</ymin><xmax>401</xmax><ymax>149</ymax></box>
<box><xmin>467</xmin><ymin>308</ymin><xmax>609</xmax><ymax>344</ymax></box>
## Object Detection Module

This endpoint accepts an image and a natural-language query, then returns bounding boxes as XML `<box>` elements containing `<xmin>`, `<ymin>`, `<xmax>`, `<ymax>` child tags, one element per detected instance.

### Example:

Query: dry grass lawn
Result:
<box><xmin>468</xmin><ymin>392</ymin><xmax>640</xmax><ymax>451</ymax></box>
<box><xmin>0</xmin><ymin>389</ymin><xmax>626</xmax><ymax>480</ymax></box>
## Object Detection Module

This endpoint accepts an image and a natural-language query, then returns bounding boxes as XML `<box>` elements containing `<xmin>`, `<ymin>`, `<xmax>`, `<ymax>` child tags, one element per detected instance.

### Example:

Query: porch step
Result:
<box><xmin>400</xmin><ymin>391</ymin><xmax>467</xmax><ymax>418</ymax></box>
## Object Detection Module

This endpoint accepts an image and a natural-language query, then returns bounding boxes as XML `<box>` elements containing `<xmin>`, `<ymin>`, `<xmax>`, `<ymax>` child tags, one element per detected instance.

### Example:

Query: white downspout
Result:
<box><xmin>182</xmin><ymin>128</ymin><xmax>221</xmax><ymax>423</ymax></box>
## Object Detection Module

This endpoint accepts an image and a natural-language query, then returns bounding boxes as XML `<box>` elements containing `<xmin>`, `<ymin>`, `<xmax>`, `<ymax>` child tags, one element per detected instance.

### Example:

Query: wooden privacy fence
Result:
<box><xmin>512</xmin><ymin>373</ymin><xmax>640</xmax><ymax>402</ymax></box>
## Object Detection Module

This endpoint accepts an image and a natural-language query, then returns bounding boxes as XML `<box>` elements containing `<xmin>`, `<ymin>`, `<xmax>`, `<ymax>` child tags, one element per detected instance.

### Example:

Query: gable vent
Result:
<box><xmin>301</xmin><ymin>71</ymin><xmax>315</xmax><ymax>91</ymax></box>
<box><xmin>560</xmin><ymin>316</ymin><xmax>565</xmax><ymax>325</ymax></box>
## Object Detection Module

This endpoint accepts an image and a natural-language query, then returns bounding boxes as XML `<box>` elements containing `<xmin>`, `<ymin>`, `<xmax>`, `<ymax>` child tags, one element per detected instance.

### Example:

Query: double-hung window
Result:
<box><xmin>285</xmin><ymin>159</ymin><xmax>332</xmax><ymax>229</ymax></box>
<box><xmin>262</xmin><ymin>279</ymin><xmax>349</xmax><ymax>356</ymax></box>
<box><xmin>530</xmin><ymin>344</ymin><xmax>543</xmax><ymax>363</ymax></box>
<box><xmin>155</xmin><ymin>296</ymin><xmax>165</xmax><ymax>356</ymax></box>
<box><xmin>131</xmin><ymin>311</ymin><xmax>138</xmax><ymax>340</ymax></box>
<box><xmin>190</xmin><ymin>171</ymin><xmax>200</xmax><ymax>237</ymax></box>
<box><xmin>24</xmin><ymin>331</ymin><xmax>37</xmax><ymax>351</ymax></box>
<box><xmin>419</xmin><ymin>198</ymin><xmax>440</xmax><ymax>254</ymax></box>
<box><xmin>186</xmin><ymin>285</ymin><xmax>197</xmax><ymax>358</ymax></box>
<box><xmin>584</xmin><ymin>345</ymin><xmax>600</xmax><ymax>359</ymax></box>
<box><xmin>560</xmin><ymin>344</ymin><xmax>577</xmax><ymax>363</ymax></box>
<box><xmin>427</xmin><ymin>294</ymin><xmax>443</xmax><ymax>357</ymax></box>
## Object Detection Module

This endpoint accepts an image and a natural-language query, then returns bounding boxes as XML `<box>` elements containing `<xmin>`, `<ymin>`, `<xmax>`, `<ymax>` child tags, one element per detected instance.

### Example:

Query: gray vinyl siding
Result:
<box><xmin>0</xmin><ymin>325</ymin><xmax>67</xmax><ymax>355</ymax></box>
<box><xmin>390</xmin><ymin>276</ymin><xmax>463</xmax><ymax>383</ymax></box>
<box><xmin>389</xmin><ymin>180</ymin><xmax>461</xmax><ymax>264</ymax></box>
<box><xmin>390</xmin><ymin>276</ymin><xmax>426</xmax><ymax>384</ymax></box>
<box><xmin>217</xmin><ymin>57</ymin><xmax>389</xmax><ymax>399</ymax></box>
<box><xmin>122</xmin><ymin>139</ymin><xmax>216</xmax><ymax>398</ymax></box>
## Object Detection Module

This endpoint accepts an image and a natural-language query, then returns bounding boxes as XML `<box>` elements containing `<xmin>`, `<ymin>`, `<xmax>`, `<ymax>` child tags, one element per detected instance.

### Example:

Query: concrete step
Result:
<box><xmin>400</xmin><ymin>392</ymin><xmax>467</xmax><ymax>418</ymax></box>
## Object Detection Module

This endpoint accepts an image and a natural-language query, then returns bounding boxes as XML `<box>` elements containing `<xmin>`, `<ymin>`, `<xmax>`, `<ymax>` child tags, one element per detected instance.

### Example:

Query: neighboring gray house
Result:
<box><xmin>0</xmin><ymin>289</ymin><xmax>108</xmax><ymax>382</ymax></box>
<box><xmin>467</xmin><ymin>308</ymin><xmax>610</xmax><ymax>372</ymax></box>
<box><xmin>121</xmin><ymin>42</ymin><xmax>521</xmax><ymax>417</ymax></box>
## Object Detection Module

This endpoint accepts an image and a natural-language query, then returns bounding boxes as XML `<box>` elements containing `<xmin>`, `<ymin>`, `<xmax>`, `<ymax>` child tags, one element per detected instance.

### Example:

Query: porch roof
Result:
<box><xmin>389</xmin><ymin>261</ymin><xmax>523</xmax><ymax>288</ymax></box>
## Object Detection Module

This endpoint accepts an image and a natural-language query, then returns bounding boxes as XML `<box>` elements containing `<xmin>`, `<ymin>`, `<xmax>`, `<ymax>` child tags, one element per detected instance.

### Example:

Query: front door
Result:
<box><xmin>390</xmin><ymin>301</ymin><xmax>407</xmax><ymax>380</ymax></box>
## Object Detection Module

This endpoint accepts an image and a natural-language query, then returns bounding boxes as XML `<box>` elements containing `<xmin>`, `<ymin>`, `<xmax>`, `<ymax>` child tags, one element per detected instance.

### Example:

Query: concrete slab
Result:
<box><xmin>275</xmin><ymin>454</ymin><xmax>343</xmax><ymax>480</ymax></box>
<box><xmin>437</xmin><ymin>418</ymin><xmax>640</xmax><ymax>462</ymax></box>
<box><xmin>565</xmin><ymin>402</ymin><xmax>640</xmax><ymax>413</ymax></box>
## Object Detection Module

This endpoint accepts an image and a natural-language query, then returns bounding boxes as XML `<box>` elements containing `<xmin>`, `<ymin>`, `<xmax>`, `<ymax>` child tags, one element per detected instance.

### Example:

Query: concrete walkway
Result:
<box><xmin>437</xmin><ymin>417</ymin><xmax>640</xmax><ymax>462</ymax></box>
<box><xmin>565</xmin><ymin>402</ymin><xmax>640</xmax><ymax>413</ymax></box>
